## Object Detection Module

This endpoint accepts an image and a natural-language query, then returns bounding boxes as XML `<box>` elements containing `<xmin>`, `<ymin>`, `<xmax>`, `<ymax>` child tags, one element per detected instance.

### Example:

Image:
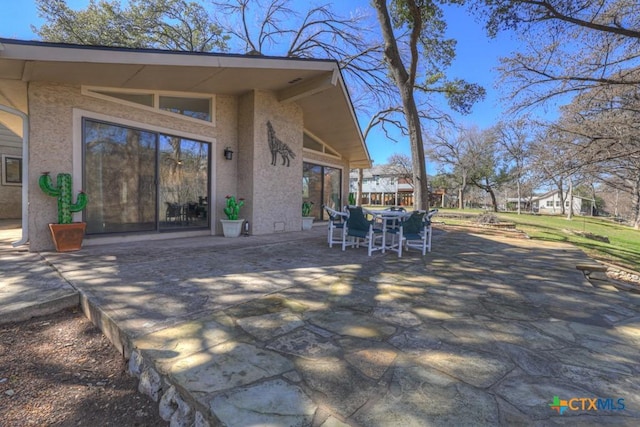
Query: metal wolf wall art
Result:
<box><xmin>267</xmin><ymin>121</ymin><xmax>296</xmax><ymax>167</ymax></box>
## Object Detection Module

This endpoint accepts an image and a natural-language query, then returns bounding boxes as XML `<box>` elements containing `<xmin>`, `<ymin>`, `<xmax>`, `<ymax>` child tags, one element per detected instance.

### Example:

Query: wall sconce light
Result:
<box><xmin>224</xmin><ymin>147</ymin><xmax>234</xmax><ymax>160</ymax></box>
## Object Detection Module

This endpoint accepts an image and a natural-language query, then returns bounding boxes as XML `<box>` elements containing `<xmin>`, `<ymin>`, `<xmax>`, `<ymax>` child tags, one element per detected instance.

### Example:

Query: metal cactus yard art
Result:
<box><xmin>39</xmin><ymin>172</ymin><xmax>88</xmax><ymax>224</ymax></box>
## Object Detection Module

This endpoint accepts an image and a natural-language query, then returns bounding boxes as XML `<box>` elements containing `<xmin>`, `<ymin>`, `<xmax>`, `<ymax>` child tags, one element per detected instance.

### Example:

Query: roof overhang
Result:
<box><xmin>0</xmin><ymin>38</ymin><xmax>371</xmax><ymax>168</ymax></box>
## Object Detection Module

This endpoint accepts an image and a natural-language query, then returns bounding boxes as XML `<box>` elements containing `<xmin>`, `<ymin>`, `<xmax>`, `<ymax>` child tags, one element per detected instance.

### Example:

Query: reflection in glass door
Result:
<box><xmin>84</xmin><ymin>120</ymin><xmax>157</xmax><ymax>234</ymax></box>
<box><xmin>83</xmin><ymin>118</ymin><xmax>210</xmax><ymax>235</ymax></box>
<box><xmin>303</xmin><ymin>162</ymin><xmax>341</xmax><ymax>220</ymax></box>
<box><xmin>159</xmin><ymin>135</ymin><xmax>209</xmax><ymax>230</ymax></box>
<box><xmin>323</xmin><ymin>166</ymin><xmax>341</xmax><ymax>211</ymax></box>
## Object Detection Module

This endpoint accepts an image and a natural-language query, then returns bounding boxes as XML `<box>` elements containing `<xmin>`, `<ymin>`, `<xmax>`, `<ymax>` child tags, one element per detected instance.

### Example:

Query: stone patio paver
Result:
<box><xmin>3</xmin><ymin>223</ymin><xmax>640</xmax><ymax>426</ymax></box>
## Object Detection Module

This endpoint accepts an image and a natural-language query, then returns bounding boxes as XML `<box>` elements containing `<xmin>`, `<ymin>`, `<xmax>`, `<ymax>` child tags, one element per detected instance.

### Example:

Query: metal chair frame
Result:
<box><xmin>323</xmin><ymin>205</ymin><xmax>347</xmax><ymax>248</ymax></box>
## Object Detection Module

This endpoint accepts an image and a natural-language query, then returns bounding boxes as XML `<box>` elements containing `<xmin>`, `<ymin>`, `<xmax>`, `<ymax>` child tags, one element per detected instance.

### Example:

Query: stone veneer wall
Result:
<box><xmin>27</xmin><ymin>82</ymin><xmax>237</xmax><ymax>251</ymax></box>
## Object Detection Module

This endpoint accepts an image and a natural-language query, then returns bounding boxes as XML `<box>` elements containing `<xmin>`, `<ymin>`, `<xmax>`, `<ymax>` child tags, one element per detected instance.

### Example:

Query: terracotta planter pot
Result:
<box><xmin>220</xmin><ymin>219</ymin><xmax>245</xmax><ymax>238</ymax></box>
<box><xmin>49</xmin><ymin>223</ymin><xmax>86</xmax><ymax>252</ymax></box>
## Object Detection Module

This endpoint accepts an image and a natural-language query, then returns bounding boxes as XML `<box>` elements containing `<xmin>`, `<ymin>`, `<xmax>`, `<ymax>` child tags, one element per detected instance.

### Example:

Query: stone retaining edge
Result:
<box><xmin>78</xmin><ymin>292</ymin><xmax>215</xmax><ymax>426</ymax></box>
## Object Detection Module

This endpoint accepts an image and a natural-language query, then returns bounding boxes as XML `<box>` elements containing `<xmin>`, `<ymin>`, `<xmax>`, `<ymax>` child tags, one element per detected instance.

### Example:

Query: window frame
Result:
<box><xmin>302</xmin><ymin>130</ymin><xmax>341</xmax><ymax>159</ymax></box>
<box><xmin>82</xmin><ymin>86</ymin><xmax>216</xmax><ymax>126</ymax></box>
<box><xmin>2</xmin><ymin>154</ymin><xmax>22</xmax><ymax>186</ymax></box>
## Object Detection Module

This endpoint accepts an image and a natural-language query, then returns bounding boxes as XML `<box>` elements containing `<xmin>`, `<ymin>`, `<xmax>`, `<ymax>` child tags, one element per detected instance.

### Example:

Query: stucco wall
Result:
<box><xmin>249</xmin><ymin>91</ymin><xmax>303</xmax><ymax>235</ymax></box>
<box><xmin>27</xmin><ymin>82</ymin><xmax>237</xmax><ymax>250</ymax></box>
<box><xmin>24</xmin><ymin>81</ymin><xmax>352</xmax><ymax>249</ymax></box>
<box><xmin>235</xmin><ymin>91</ymin><xmax>256</xmax><ymax>233</ymax></box>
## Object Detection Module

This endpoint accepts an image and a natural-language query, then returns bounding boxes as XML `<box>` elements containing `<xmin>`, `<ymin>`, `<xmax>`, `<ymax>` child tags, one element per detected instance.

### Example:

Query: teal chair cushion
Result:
<box><xmin>402</xmin><ymin>211</ymin><xmax>425</xmax><ymax>238</ymax></box>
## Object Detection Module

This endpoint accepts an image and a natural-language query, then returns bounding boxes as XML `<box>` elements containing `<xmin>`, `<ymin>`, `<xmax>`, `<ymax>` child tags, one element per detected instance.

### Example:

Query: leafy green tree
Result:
<box><xmin>34</xmin><ymin>0</ymin><xmax>228</xmax><ymax>52</ymax></box>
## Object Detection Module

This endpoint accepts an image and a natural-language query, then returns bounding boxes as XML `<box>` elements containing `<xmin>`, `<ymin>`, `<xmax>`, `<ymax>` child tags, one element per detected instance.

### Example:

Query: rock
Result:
<box><xmin>138</xmin><ymin>366</ymin><xmax>162</xmax><ymax>402</ymax></box>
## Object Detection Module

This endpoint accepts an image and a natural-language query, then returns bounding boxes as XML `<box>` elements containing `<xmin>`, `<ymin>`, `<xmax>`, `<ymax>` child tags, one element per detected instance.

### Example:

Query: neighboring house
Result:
<box><xmin>0</xmin><ymin>38</ymin><xmax>370</xmax><ymax>251</ymax></box>
<box><xmin>531</xmin><ymin>190</ymin><xmax>593</xmax><ymax>215</ymax></box>
<box><xmin>349</xmin><ymin>166</ymin><xmax>414</xmax><ymax>206</ymax></box>
<box><xmin>0</xmin><ymin>121</ymin><xmax>22</xmax><ymax>219</ymax></box>
<box><xmin>504</xmin><ymin>197</ymin><xmax>532</xmax><ymax>212</ymax></box>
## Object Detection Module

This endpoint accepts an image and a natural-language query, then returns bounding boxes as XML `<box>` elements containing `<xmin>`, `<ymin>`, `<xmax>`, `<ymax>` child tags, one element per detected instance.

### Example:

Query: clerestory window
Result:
<box><xmin>303</xmin><ymin>132</ymin><xmax>340</xmax><ymax>157</ymax></box>
<box><xmin>83</xmin><ymin>86</ymin><xmax>214</xmax><ymax>125</ymax></box>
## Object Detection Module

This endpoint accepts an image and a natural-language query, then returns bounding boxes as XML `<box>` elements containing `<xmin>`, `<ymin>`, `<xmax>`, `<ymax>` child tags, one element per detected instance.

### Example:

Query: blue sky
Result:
<box><xmin>0</xmin><ymin>0</ymin><xmax>519</xmax><ymax>168</ymax></box>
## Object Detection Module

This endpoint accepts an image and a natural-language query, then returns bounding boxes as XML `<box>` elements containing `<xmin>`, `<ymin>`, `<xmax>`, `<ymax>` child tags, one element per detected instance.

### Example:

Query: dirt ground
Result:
<box><xmin>0</xmin><ymin>308</ymin><xmax>167</xmax><ymax>427</ymax></box>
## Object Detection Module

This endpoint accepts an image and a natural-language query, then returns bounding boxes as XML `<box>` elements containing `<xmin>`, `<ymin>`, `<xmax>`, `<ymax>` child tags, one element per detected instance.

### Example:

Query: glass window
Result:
<box><xmin>159</xmin><ymin>96</ymin><xmax>211</xmax><ymax>121</ymax></box>
<box><xmin>85</xmin><ymin>87</ymin><xmax>213</xmax><ymax>124</ymax></box>
<box><xmin>83</xmin><ymin>118</ymin><xmax>210</xmax><ymax>235</ymax></box>
<box><xmin>303</xmin><ymin>133</ymin><xmax>323</xmax><ymax>152</ymax></box>
<box><xmin>94</xmin><ymin>91</ymin><xmax>154</xmax><ymax>107</ymax></box>
<box><xmin>2</xmin><ymin>155</ymin><xmax>22</xmax><ymax>185</ymax></box>
<box><xmin>303</xmin><ymin>132</ymin><xmax>340</xmax><ymax>157</ymax></box>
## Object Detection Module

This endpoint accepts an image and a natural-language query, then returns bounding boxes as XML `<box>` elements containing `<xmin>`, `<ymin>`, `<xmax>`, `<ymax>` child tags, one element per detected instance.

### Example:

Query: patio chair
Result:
<box><xmin>342</xmin><ymin>206</ymin><xmax>384</xmax><ymax>256</ymax></box>
<box><xmin>165</xmin><ymin>202</ymin><xmax>183</xmax><ymax>224</ymax></box>
<box><xmin>323</xmin><ymin>205</ymin><xmax>347</xmax><ymax>248</ymax></box>
<box><xmin>387</xmin><ymin>209</ymin><xmax>437</xmax><ymax>257</ymax></box>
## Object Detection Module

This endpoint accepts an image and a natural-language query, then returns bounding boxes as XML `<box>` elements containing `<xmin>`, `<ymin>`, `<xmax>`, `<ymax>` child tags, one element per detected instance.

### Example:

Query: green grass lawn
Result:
<box><xmin>436</xmin><ymin>208</ymin><xmax>640</xmax><ymax>271</ymax></box>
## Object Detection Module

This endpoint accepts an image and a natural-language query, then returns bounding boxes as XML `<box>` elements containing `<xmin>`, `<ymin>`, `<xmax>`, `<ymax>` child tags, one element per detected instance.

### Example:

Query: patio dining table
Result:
<box><xmin>364</xmin><ymin>209</ymin><xmax>411</xmax><ymax>253</ymax></box>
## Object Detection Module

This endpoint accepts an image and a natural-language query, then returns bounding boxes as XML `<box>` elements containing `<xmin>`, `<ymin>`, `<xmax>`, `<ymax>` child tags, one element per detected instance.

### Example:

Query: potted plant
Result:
<box><xmin>220</xmin><ymin>195</ymin><xmax>245</xmax><ymax>237</ymax></box>
<box><xmin>302</xmin><ymin>201</ymin><xmax>314</xmax><ymax>230</ymax></box>
<box><xmin>39</xmin><ymin>172</ymin><xmax>88</xmax><ymax>252</ymax></box>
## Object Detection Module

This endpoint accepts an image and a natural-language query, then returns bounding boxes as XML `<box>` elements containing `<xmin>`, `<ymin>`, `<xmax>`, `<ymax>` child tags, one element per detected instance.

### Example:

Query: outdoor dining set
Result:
<box><xmin>323</xmin><ymin>205</ymin><xmax>438</xmax><ymax>258</ymax></box>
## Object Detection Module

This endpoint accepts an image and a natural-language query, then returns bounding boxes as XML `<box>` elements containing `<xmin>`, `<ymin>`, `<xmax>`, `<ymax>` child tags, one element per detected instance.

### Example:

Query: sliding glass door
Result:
<box><xmin>83</xmin><ymin>118</ymin><xmax>210</xmax><ymax>235</ymax></box>
<box><xmin>158</xmin><ymin>135</ymin><xmax>209</xmax><ymax>230</ymax></box>
<box><xmin>303</xmin><ymin>162</ymin><xmax>342</xmax><ymax>220</ymax></box>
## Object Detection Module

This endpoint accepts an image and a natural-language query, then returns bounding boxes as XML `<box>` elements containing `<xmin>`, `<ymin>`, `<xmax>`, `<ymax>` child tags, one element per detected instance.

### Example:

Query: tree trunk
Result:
<box><xmin>458</xmin><ymin>173</ymin><xmax>467</xmax><ymax>210</ymax></box>
<box><xmin>516</xmin><ymin>178</ymin><xmax>521</xmax><ymax>215</ymax></box>
<box><xmin>566</xmin><ymin>179</ymin><xmax>574</xmax><ymax>220</ymax></box>
<box><xmin>632</xmin><ymin>172</ymin><xmax>640</xmax><ymax>229</ymax></box>
<box><xmin>488</xmin><ymin>187</ymin><xmax>498</xmax><ymax>212</ymax></box>
<box><xmin>404</xmin><ymin>89</ymin><xmax>429</xmax><ymax>210</ymax></box>
<box><xmin>372</xmin><ymin>0</ymin><xmax>429</xmax><ymax>211</ymax></box>
<box><xmin>357</xmin><ymin>168</ymin><xmax>364</xmax><ymax>206</ymax></box>
<box><xmin>554</xmin><ymin>180</ymin><xmax>565</xmax><ymax>215</ymax></box>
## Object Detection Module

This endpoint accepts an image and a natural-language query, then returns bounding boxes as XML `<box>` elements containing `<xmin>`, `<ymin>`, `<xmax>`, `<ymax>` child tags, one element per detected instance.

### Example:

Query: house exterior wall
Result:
<box><xmin>0</xmin><ymin>80</ymin><xmax>28</xmax><ymax>220</ymax></box>
<box><xmin>249</xmin><ymin>90</ymin><xmax>303</xmax><ymax>234</ymax></box>
<box><xmin>26</xmin><ymin>82</ymin><xmax>238</xmax><ymax>251</ymax></box>
<box><xmin>533</xmin><ymin>192</ymin><xmax>583</xmax><ymax>214</ymax></box>
<box><xmin>349</xmin><ymin>170</ymin><xmax>413</xmax><ymax>206</ymax></box>
<box><xmin>22</xmin><ymin>81</ymin><xmax>345</xmax><ymax>250</ymax></box>
<box><xmin>0</xmin><ymin>123</ymin><xmax>22</xmax><ymax>219</ymax></box>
